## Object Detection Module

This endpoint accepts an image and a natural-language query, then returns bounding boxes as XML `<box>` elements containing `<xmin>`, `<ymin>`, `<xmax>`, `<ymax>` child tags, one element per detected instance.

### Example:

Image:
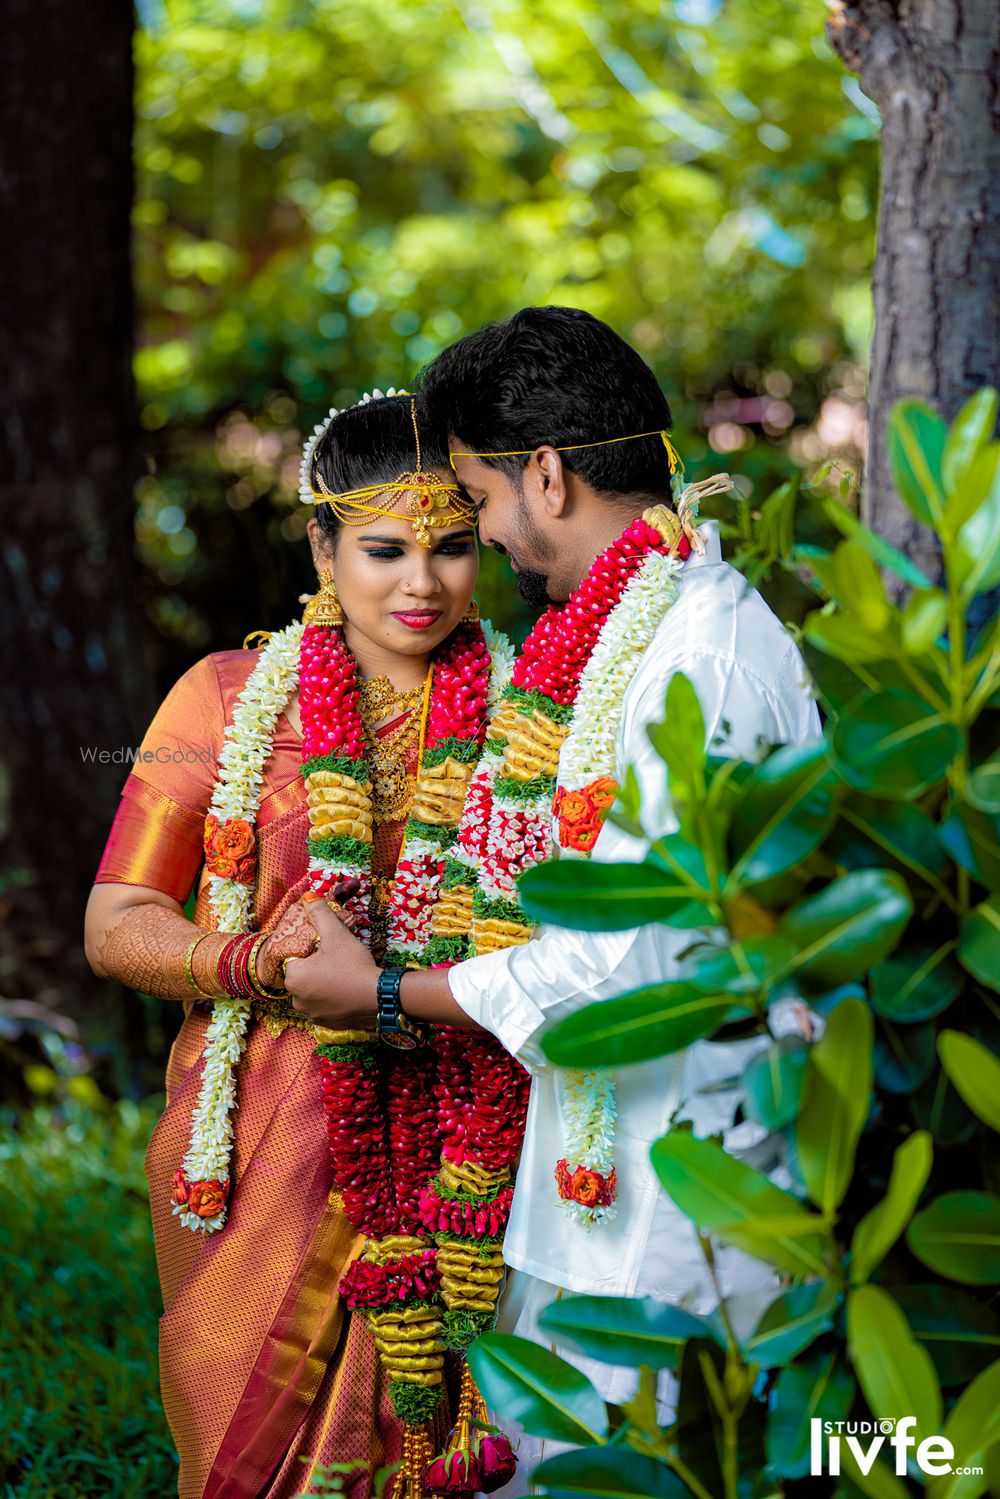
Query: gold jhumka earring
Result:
<box><xmin>299</xmin><ymin>569</ymin><xmax>344</xmax><ymax>627</ymax></box>
<box><xmin>461</xmin><ymin>599</ymin><xmax>481</xmax><ymax>624</ymax></box>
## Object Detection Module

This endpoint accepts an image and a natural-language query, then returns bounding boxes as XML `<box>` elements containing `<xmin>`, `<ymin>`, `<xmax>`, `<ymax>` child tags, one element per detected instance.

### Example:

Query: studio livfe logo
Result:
<box><xmin>810</xmin><ymin>1417</ymin><xmax>983</xmax><ymax>1479</ymax></box>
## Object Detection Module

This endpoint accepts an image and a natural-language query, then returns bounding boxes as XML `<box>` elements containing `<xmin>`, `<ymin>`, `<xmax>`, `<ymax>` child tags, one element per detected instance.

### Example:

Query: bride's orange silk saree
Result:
<box><xmin>94</xmin><ymin>649</ymin><xmax>442</xmax><ymax>1499</ymax></box>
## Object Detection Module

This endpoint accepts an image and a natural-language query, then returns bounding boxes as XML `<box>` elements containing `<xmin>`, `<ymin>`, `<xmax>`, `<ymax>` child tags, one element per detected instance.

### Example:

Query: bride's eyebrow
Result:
<box><xmin>360</xmin><ymin>533</ymin><xmax>409</xmax><ymax>544</ymax></box>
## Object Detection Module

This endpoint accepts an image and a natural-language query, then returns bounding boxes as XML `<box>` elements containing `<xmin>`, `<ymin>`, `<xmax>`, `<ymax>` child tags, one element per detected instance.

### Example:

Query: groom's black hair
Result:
<box><xmin>416</xmin><ymin>306</ymin><xmax>674</xmax><ymax>500</ymax></box>
<box><xmin>311</xmin><ymin>394</ymin><xmax>450</xmax><ymax>547</ymax></box>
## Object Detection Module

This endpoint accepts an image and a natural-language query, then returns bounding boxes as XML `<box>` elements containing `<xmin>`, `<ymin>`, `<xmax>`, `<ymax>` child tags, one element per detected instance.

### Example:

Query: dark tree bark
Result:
<box><xmin>0</xmin><ymin>2</ymin><xmax>151</xmax><ymax>1064</ymax></box>
<box><xmin>828</xmin><ymin>0</ymin><xmax>1000</xmax><ymax>591</ymax></box>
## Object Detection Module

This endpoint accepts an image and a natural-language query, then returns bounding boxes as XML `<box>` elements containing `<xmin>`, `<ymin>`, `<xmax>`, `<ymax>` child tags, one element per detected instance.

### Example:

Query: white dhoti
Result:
<box><xmin>492</xmin><ymin>1187</ymin><xmax>779</xmax><ymax>1497</ymax></box>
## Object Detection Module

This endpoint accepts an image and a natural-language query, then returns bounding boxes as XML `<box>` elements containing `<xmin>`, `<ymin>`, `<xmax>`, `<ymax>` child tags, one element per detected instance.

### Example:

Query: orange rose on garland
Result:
<box><xmin>556</xmin><ymin>1158</ymin><xmax>617</xmax><ymax>1209</ymax></box>
<box><xmin>553</xmin><ymin>776</ymin><xmax>618</xmax><ymax>853</ymax></box>
<box><xmin>187</xmin><ymin>1180</ymin><xmax>229</xmax><ymax>1218</ymax></box>
<box><xmin>204</xmin><ymin>815</ymin><xmax>257</xmax><ymax>884</ymax></box>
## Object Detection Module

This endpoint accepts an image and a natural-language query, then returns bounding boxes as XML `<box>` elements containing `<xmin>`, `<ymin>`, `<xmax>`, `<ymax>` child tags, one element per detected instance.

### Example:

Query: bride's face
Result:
<box><xmin>311</xmin><ymin>503</ymin><xmax>478</xmax><ymax>661</ymax></box>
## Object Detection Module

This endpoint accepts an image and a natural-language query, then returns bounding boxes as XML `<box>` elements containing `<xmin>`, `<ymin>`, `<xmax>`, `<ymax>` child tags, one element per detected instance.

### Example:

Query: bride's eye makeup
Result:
<box><xmin>362</xmin><ymin>545</ymin><xmax>405</xmax><ymax>559</ymax></box>
<box><xmin>434</xmin><ymin>538</ymin><xmax>475</xmax><ymax>556</ymax></box>
<box><xmin>360</xmin><ymin>534</ymin><xmax>476</xmax><ymax>561</ymax></box>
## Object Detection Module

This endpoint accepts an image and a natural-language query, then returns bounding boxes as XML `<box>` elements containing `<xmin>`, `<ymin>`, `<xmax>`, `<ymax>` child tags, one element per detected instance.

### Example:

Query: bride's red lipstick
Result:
<box><xmin>392</xmin><ymin>609</ymin><xmax>443</xmax><ymax>631</ymax></box>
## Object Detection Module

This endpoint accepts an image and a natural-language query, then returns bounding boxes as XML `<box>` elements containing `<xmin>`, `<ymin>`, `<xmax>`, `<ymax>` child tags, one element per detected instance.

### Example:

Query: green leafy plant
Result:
<box><xmin>0</xmin><ymin>1100</ymin><xmax>178</xmax><ymax>1496</ymax></box>
<box><xmin>468</xmin><ymin>391</ymin><xmax>1000</xmax><ymax>1498</ymax></box>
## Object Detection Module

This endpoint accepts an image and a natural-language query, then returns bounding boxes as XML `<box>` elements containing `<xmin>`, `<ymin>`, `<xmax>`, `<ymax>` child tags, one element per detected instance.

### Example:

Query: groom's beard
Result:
<box><xmin>490</xmin><ymin>541</ymin><xmax>553</xmax><ymax>608</ymax></box>
<box><xmin>513</xmin><ymin>565</ymin><xmax>553</xmax><ymax>607</ymax></box>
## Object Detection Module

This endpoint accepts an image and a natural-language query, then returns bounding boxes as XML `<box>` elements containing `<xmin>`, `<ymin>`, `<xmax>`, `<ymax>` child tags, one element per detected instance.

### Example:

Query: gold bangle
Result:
<box><xmin>248</xmin><ymin>933</ymin><xmax>287</xmax><ymax>1000</ymax></box>
<box><xmin>184</xmin><ymin>933</ymin><xmax>216</xmax><ymax>1000</ymax></box>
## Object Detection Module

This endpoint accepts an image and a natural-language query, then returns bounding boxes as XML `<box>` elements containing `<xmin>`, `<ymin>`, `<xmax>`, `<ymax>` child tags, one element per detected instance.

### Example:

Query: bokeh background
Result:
<box><xmin>133</xmin><ymin>0</ymin><xmax>876</xmax><ymax>662</ymax></box>
<box><xmin>2</xmin><ymin>1</ymin><xmax>880</xmax><ymax>1491</ymax></box>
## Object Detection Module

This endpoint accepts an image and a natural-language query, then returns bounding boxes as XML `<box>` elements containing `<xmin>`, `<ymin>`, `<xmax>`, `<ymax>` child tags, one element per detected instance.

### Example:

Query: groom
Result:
<box><xmin>286</xmin><ymin>306</ymin><xmax>820</xmax><ymax>1451</ymax></box>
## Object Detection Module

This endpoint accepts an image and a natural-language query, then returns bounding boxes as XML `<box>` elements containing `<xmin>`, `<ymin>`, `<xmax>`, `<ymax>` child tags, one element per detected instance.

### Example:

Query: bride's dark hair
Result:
<box><xmin>309</xmin><ymin>395</ymin><xmax>450</xmax><ymax>548</ymax></box>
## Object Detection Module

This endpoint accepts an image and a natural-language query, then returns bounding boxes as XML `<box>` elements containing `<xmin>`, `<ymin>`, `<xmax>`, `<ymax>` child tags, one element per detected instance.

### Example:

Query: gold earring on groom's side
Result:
<box><xmin>299</xmin><ymin>569</ymin><xmax>344</xmax><ymax>628</ymax></box>
<box><xmin>461</xmin><ymin>599</ymin><xmax>481</xmax><ymax>624</ymax></box>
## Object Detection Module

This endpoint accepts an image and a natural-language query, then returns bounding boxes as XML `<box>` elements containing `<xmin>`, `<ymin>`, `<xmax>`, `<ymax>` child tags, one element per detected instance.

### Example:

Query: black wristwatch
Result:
<box><xmin>375</xmin><ymin>966</ymin><xmax>428</xmax><ymax>1051</ymax></box>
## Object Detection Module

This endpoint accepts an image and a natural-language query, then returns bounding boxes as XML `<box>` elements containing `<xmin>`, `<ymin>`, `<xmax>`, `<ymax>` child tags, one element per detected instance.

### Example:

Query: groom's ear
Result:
<box><xmin>531</xmin><ymin>446</ymin><xmax>569</xmax><ymax>518</ymax></box>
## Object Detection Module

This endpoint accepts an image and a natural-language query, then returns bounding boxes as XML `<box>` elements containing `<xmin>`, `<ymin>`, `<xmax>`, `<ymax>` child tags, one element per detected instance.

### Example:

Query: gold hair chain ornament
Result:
<box><xmin>449</xmin><ymin>427</ymin><xmax>686</xmax><ymax>479</ymax></box>
<box><xmin>450</xmin><ymin>428</ymin><xmax>731</xmax><ymax>556</ymax></box>
<box><xmin>305</xmin><ymin>396</ymin><xmax>478</xmax><ymax>547</ymax></box>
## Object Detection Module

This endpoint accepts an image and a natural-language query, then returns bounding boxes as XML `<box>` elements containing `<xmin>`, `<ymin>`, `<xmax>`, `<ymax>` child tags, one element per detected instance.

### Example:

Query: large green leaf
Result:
<box><xmin>912</xmin><ymin>1071</ymin><xmax>978</xmax><ymax>1147</ymax></box>
<box><xmin>869</xmin><ymin>943</ymin><xmax>964</xmax><ymax>1024</ymax></box>
<box><xmin>804</xmin><ymin>611</ymin><xmax>893</xmax><ymax>665</ymax></box>
<box><xmin>743</xmin><ymin>1037</ymin><xmax>809</xmax><ymax>1130</ymax></box>
<box><xmin>766</xmin><ymin>1347</ymin><xmax>855</xmax><ymax>1480</ymax></box>
<box><xmin>674</xmin><ymin>1339</ymin><xmax>767</xmax><ymax>1497</ymax></box>
<box><xmin>647</xmin><ymin>672</ymin><xmax>706</xmax><ymax>816</ymax></box>
<box><xmin>531</xmin><ymin>1447</ymin><xmax>689</xmax><ymax>1499</ymax></box>
<box><xmin>874</xmin><ymin>1018</ymin><xmax>937</xmax><ymax>1094</ymax></box>
<box><xmin>939</xmin><ymin>803</ymin><xmax>1000</xmax><ymax>892</ymax></box>
<box><xmin>824</xmin><ymin>498</ymin><xmax>934</xmax><ymax>590</ymax></box>
<box><xmin>832</xmin><ymin>541</ymin><xmax>891</xmax><ymax>632</ymax></box>
<box><xmin>893</xmin><ymin>1285</ymin><xmax>1000</xmax><ymax>1388</ymax></box>
<box><xmin>651</xmin><ymin>1131</ymin><xmax>831</xmax><ymax>1277</ymax></box>
<box><xmin>900</xmin><ymin>587</ymin><xmax>947</xmax><ymax>655</ymax></box>
<box><xmin>847</xmin><ymin>1284</ymin><xmax>943</xmax><ymax>1443</ymax></box>
<box><xmin>779</xmin><ymin>869</ymin><xmax>913</xmax><ymax>987</ymax></box>
<box><xmin>518</xmin><ymin>860</ymin><xmax>715</xmax><ymax>933</ymax></box>
<box><xmin>743</xmin><ymin>1280</ymin><xmax>840</xmax><ymax>1368</ymax></box>
<box><xmin>887</xmin><ymin>399</ymin><xmax>948</xmax><ymax>528</ymax></box>
<box><xmin>728</xmin><ymin>741</ymin><xmax>837</xmax><ymax>884</ymax></box>
<box><xmin>958</xmin><ymin>898</ymin><xmax>1000</xmax><ymax>992</ymax></box>
<box><xmin>830</xmin><ymin>689</ymin><xmax>961</xmax><ymax>798</ymax></box>
<box><xmin>967</xmin><ymin>757</ymin><xmax>1000</xmax><ymax>815</ymax></box>
<box><xmin>645</xmin><ymin>832</ymin><xmax>712</xmax><ymax>895</ymax></box>
<box><xmin>942</xmin><ymin>387</ymin><xmax>999</xmax><ymax>503</ymax></box>
<box><xmin>540</xmin><ymin>983</ymin><xmax>746</xmax><ymax>1067</ymax></box>
<box><xmin>833</xmin><ymin>796</ymin><xmax>948</xmax><ymax>886</ymax></box>
<box><xmin>937</xmin><ymin>1031</ymin><xmax>1000</xmax><ymax>1132</ymax></box>
<box><xmin>851</xmin><ymin>1131</ymin><xmax>933</xmax><ymax>1282</ymax></box>
<box><xmin>682</xmin><ymin>935</ymin><xmax>794</xmax><ymax>996</ymax></box>
<box><xmin>466</xmin><ymin>1333</ymin><xmax>609</xmax><ymax>1445</ymax></box>
<box><xmin>797</xmin><ymin>997</ymin><xmax>873</xmax><ymax>1214</ymax></box>
<box><xmin>953</xmin><ymin>443</ymin><xmax>1000</xmax><ymax>597</ymax></box>
<box><xmin>927</xmin><ymin>1358</ymin><xmax>1000</xmax><ymax>1499</ymax></box>
<box><xmin>906</xmin><ymin>1192</ymin><xmax>1000</xmax><ymax>1284</ymax></box>
<box><xmin>537</xmin><ymin>1294</ymin><xmax>722</xmax><ymax>1370</ymax></box>
<box><xmin>801</xmin><ymin>644</ymin><xmax>912</xmax><ymax>716</ymax></box>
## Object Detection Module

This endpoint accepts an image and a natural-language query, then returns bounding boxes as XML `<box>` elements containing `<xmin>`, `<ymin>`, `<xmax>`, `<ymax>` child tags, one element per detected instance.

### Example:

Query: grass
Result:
<box><xmin>0</xmin><ymin>1100</ymin><xmax>179</xmax><ymax>1497</ymax></box>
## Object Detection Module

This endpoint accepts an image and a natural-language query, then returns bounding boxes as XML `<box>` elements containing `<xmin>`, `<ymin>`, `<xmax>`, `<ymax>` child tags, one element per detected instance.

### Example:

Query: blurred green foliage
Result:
<box><xmin>0</xmin><ymin>1100</ymin><xmax>177</xmax><ymax>1496</ymax></box>
<box><xmin>133</xmin><ymin>0</ymin><xmax>877</xmax><ymax>653</ymax></box>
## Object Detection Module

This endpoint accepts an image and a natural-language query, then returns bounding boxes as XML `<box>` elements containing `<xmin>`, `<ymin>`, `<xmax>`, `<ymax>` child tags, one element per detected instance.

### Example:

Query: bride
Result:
<box><xmin>84</xmin><ymin>392</ymin><xmax>525</xmax><ymax>1499</ymax></box>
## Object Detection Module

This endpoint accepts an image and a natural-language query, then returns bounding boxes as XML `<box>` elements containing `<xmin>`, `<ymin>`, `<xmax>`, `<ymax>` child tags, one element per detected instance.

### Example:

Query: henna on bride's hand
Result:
<box><xmin>258</xmin><ymin>899</ymin><xmax>320</xmax><ymax>987</ymax></box>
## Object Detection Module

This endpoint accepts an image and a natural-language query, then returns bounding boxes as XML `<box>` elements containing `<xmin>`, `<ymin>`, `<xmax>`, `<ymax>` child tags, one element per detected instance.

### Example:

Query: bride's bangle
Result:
<box><xmin>184</xmin><ymin>933</ymin><xmax>217</xmax><ymax>999</ymax></box>
<box><xmin>248</xmin><ymin>933</ymin><xmax>287</xmax><ymax>1000</ymax></box>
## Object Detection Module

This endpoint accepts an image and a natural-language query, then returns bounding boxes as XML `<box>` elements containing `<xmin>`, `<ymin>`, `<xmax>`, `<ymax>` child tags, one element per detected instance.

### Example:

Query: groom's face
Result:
<box><xmin>448</xmin><ymin>443</ymin><xmax>559</xmax><ymax>606</ymax></box>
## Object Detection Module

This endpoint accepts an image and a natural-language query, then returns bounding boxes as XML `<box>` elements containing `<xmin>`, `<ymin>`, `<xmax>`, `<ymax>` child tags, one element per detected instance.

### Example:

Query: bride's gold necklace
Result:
<box><xmin>358</xmin><ymin>673</ymin><xmax>428</xmax><ymax>827</ymax></box>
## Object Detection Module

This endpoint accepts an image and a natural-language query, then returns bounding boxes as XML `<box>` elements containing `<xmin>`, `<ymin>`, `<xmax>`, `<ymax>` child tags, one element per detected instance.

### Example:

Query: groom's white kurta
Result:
<box><xmin>447</xmin><ymin>524</ymin><xmax>820</xmax><ymax>1480</ymax></box>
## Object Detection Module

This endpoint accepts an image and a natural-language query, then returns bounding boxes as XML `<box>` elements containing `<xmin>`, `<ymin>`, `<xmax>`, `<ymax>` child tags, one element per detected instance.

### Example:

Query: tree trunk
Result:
<box><xmin>0</xmin><ymin>2</ymin><xmax>149</xmax><ymax>1070</ymax></box>
<box><xmin>828</xmin><ymin>0</ymin><xmax>1000</xmax><ymax>593</ymax></box>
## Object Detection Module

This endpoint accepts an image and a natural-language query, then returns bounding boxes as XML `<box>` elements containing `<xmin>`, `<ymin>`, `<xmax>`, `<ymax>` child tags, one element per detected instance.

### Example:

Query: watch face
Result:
<box><xmin>380</xmin><ymin>1027</ymin><xmax>419</xmax><ymax>1051</ymax></box>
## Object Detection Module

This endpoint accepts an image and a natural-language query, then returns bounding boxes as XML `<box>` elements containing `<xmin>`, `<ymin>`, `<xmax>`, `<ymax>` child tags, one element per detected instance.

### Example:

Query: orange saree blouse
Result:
<box><xmin>94</xmin><ymin>649</ymin><xmax>445</xmax><ymax>1499</ymax></box>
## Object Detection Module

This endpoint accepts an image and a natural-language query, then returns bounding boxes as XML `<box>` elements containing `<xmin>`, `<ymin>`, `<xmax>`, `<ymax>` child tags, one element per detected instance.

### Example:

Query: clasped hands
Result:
<box><xmin>257</xmin><ymin>883</ymin><xmax>379</xmax><ymax>1029</ymax></box>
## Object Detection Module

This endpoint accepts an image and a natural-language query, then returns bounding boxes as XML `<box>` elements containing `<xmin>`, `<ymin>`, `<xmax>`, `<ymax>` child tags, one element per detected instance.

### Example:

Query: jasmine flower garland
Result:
<box><xmin>439</xmin><ymin>506</ymin><xmax>698</xmax><ymax>1228</ymax></box>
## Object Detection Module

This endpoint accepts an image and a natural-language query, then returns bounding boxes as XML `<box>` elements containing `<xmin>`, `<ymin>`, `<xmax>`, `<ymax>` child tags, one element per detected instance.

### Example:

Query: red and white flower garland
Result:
<box><xmin>299</xmin><ymin>613</ymin><xmax>530</xmax><ymax>1464</ymax></box>
<box><xmin>172</xmin><ymin>614</ymin><xmax>516</xmax><ymax>1231</ymax></box>
<box><xmin>173</xmin><ymin>598</ymin><xmax>529</xmax><ymax>1484</ymax></box>
<box><xmin>442</xmin><ymin>507</ymin><xmax>695</xmax><ymax>1227</ymax></box>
